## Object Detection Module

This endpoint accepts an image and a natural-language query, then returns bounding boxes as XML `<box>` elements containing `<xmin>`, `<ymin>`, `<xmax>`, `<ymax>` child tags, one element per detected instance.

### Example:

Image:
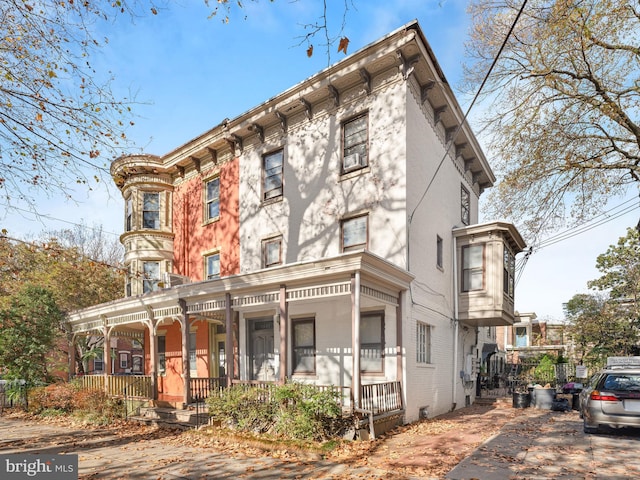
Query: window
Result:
<box><xmin>461</xmin><ymin>185</ymin><xmax>470</xmax><ymax>226</ymax></box>
<box><xmin>462</xmin><ymin>245</ymin><xmax>483</xmax><ymax>291</ymax></box>
<box><xmin>263</xmin><ymin>150</ymin><xmax>283</xmax><ymax>201</ymax></box>
<box><xmin>142</xmin><ymin>192</ymin><xmax>160</xmax><ymax>229</ymax></box>
<box><xmin>132</xmin><ymin>355</ymin><xmax>142</xmax><ymax>373</ymax></box>
<box><xmin>142</xmin><ymin>261</ymin><xmax>160</xmax><ymax>293</ymax></box>
<box><xmin>342</xmin><ymin>214</ymin><xmax>368</xmax><ymax>252</ymax></box>
<box><xmin>189</xmin><ymin>332</ymin><xmax>197</xmax><ymax>374</ymax></box>
<box><xmin>205</xmin><ymin>253</ymin><xmax>220</xmax><ymax>280</ymax></box>
<box><xmin>119</xmin><ymin>353</ymin><xmax>128</xmax><ymax>369</ymax></box>
<box><xmin>262</xmin><ymin>237</ymin><xmax>282</xmax><ymax>268</ymax></box>
<box><xmin>125</xmin><ymin>196</ymin><xmax>133</xmax><ymax>231</ymax></box>
<box><xmin>515</xmin><ymin>327</ymin><xmax>528</xmax><ymax>347</ymax></box>
<box><xmin>417</xmin><ymin>322</ymin><xmax>431</xmax><ymax>364</ymax></box>
<box><xmin>342</xmin><ymin>113</ymin><xmax>368</xmax><ymax>173</ymax></box>
<box><xmin>205</xmin><ymin>177</ymin><xmax>220</xmax><ymax>221</ymax></box>
<box><xmin>292</xmin><ymin>318</ymin><xmax>315</xmax><ymax>374</ymax></box>
<box><xmin>93</xmin><ymin>352</ymin><xmax>104</xmax><ymax>372</ymax></box>
<box><xmin>158</xmin><ymin>335</ymin><xmax>166</xmax><ymax>374</ymax></box>
<box><xmin>125</xmin><ymin>264</ymin><xmax>132</xmax><ymax>297</ymax></box>
<box><xmin>436</xmin><ymin>235</ymin><xmax>443</xmax><ymax>269</ymax></box>
<box><xmin>503</xmin><ymin>246</ymin><xmax>515</xmax><ymax>298</ymax></box>
<box><xmin>360</xmin><ymin>311</ymin><xmax>384</xmax><ymax>373</ymax></box>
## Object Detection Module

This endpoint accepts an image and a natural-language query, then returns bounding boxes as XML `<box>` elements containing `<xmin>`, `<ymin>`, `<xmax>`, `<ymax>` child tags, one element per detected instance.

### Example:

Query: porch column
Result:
<box><xmin>278</xmin><ymin>284</ymin><xmax>288</xmax><ymax>384</ymax></box>
<box><xmin>148</xmin><ymin>323</ymin><xmax>158</xmax><ymax>401</ymax></box>
<box><xmin>102</xmin><ymin>321</ymin><xmax>111</xmax><ymax>395</ymax></box>
<box><xmin>396</xmin><ymin>290</ymin><xmax>404</xmax><ymax>383</ymax></box>
<box><xmin>179</xmin><ymin>299</ymin><xmax>191</xmax><ymax>406</ymax></box>
<box><xmin>225</xmin><ymin>293</ymin><xmax>234</xmax><ymax>387</ymax></box>
<box><xmin>68</xmin><ymin>334</ymin><xmax>75</xmax><ymax>380</ymax></box>
<box><xmin>352</xmin><ymin>272</ymin><xmax>361</xmax><ymax>409</ymax></box>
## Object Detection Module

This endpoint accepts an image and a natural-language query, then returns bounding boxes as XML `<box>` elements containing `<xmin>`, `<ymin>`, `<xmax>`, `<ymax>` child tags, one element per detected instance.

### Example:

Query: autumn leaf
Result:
<box><xmin>35</xmin><ymin>113</ymin><xmax>43</xmax><ymax>122</ymax></box>
<box><xmin>306</xmin><ymin>45</ymin><xmax>313</xmax><ymax>58</ymax></box>
<box><xmin>337</xmin><ymin>37</ymin><xmax>349</xmax><ymax>55</ymax></box>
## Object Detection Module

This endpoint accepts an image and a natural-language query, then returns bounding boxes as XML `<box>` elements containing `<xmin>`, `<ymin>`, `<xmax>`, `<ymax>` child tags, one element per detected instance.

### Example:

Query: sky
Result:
<box><xmin>1</xmin><ymin>0</ymin><xmax>638</xmax><ymax>321</ymax></box>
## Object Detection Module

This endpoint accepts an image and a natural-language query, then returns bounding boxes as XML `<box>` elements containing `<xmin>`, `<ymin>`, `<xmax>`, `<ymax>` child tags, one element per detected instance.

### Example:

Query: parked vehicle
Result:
<box><xmin>580</xmin><ymin>357</ymin><xmax>640</xmax><ymax>434</ymax></box>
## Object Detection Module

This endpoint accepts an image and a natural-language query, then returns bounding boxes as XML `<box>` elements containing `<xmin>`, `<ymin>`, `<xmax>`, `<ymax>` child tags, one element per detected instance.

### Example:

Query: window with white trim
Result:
<box><xmin>341</xmin><ymin>214</ymin><xmax>368</xmax><ymax>252</ymax></box>
<box><xmin>205</xmin><ymin>253</ymin><xmax>220</xmax><ymax>280</ymax></box>
<box><xmin>93</xmin><ymin>352</ymin><xmax>104</xmax><ymax>372</ymax></box>
<box><xmin>205</xmin><ymin>177</ymin><xmax>220</xmax><ymax>221</ymax></box>
<box><xmin>143</xmin><ymin>192</ymin><xmax>160</xmax><ymax>229</ymax></box>
<box><xmin>342</xmin><ymin>113</ymin><xmax>368</xmax><ymax>173</ymax></box>
<box><xmin>417</xmin><ymin>322</ymin><xmax>431</xmax><ymax>364</ymax></box>
<box><xmin>142</xmin><ymin>261</ymin><xmax>160</xmax><ymax>293</ymax></box>
<box><xmin>125</xmin><ymin>196</ymin><xmax>133</xmax><ymax>231</ymax></box>
<box><xmin>119</xmin><ymin>353</ymin><xmax>128</xmax><ymax>369</ymax></box>
<box><xmin>436</xmin><ymin>235</ymin><xmax>443</xmax><ymax>269</ymax></box>
<box><xmin>462</xmin><ymin>244</ymin><xmax>484</xmax><ymax>291</ymax></box>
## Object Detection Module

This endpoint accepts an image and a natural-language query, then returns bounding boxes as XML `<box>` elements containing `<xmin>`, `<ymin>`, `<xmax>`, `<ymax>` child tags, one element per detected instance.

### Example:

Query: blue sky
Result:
<box><xmin>1</xmin><ymin>0</ymin><xmax>638</xmax><ymax>320</ymax></box>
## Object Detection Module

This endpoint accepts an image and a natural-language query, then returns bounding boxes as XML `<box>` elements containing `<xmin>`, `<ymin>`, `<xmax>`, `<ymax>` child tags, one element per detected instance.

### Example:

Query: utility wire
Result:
<box><xmin>0</xmin><ymin>202</ymin><xmax>121</xmax><ymax>238</ymax></box>
<box><xmin>408</xmin><ymin>0</ymin><xmax>529</xmax><ymax>223</ymax></box>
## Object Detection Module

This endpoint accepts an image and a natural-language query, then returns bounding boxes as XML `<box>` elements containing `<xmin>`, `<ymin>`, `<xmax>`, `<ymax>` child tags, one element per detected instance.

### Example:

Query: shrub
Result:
<box><xmin>27</xmin><ymin>382</ymin><xmax>124</xmax><ymax>423</ymax></box>
<box><xmin>207</xmin><ymin>382</ymin><xmax>351</xmax><ymax>441</ymax></box>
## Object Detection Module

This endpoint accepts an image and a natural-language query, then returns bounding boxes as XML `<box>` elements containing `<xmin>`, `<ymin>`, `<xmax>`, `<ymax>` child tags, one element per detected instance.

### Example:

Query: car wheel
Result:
<box><xmin>583</xmin><ymin>419</ymin><xmax>599</xmax><ymax>434</ymax></box>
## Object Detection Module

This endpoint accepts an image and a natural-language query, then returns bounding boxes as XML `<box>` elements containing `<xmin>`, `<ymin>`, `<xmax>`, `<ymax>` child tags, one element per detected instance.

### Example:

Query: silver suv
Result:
<box><xmin>580</xmin><ymin>357</ymin><xmax>640</xmax><ymax>434</ymax></box>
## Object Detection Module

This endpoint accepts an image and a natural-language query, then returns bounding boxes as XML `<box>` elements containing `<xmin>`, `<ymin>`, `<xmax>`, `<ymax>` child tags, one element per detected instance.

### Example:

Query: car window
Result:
<box><xmin>589</xmin><ymin>373</ymin><xmax>603</xmax><ymax>389</ymax></box>
<box><xmin>603</xmin><ymin>374</ymin><xmax>640</xmax><ymax>391</ymax></box>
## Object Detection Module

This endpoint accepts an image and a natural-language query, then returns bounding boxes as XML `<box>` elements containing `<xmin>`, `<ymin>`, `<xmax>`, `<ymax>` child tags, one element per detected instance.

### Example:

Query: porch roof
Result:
<box><xmin>67</xmin><ymin>251</ymin><xmax>414</xmax><ymax>334</ymax></box>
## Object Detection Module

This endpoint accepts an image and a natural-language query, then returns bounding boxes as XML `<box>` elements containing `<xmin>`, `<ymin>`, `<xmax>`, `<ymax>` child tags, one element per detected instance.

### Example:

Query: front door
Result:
<box><xmin>248</xmin><ymin>318</ymin><xmax>275</xmax><ymax>381</ymax></box>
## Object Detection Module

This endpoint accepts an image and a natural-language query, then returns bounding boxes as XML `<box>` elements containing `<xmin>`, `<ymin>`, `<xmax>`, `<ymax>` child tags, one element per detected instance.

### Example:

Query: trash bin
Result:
<box><xmin>513</xmin><ymin>392</ymin><xmax>530</xmax><ymax>408</ymax></box>
<box><xmin>532</xmin><ymin>387</ymin><xmax>555</xmax><ymax>409</ymax></box>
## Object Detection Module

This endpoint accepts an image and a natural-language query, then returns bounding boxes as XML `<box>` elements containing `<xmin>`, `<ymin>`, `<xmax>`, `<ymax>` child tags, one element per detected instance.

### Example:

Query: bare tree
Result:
<box><xmin>464</xmin><ymin>0</ymin><xmax>640</xmax><ymax>241</ymax></box>
<box><xmin>0</xmin><ymin>1</ymin><xmax>162</xmax><ymax>208</ymax></box>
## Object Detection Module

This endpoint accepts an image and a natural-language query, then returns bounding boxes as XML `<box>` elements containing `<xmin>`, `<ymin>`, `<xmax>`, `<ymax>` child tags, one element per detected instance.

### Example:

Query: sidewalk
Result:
<box><xmin>446</xmin><ymin>409</ymin><xmax>640</xmax><ymax>479</ymax></box>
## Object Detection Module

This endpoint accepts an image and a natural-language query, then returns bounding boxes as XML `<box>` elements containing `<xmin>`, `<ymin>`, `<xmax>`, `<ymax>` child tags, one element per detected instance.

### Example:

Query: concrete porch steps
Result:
<box><xmin>128</xmin><ymin>405</ymin><xmax>210</xmax><ymax>430</ymax></box>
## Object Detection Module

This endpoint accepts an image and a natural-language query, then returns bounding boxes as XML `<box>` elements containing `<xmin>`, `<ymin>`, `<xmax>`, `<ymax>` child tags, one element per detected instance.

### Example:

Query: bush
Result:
<box><xmin>206</xmin><ymin>382</ymin><xmax>351</xmax><ymax>441</ymax></box>
<box><xmin>28</xmin><ymin>382</ymin><xmax>124</xmax><ymax>423</ymax></box>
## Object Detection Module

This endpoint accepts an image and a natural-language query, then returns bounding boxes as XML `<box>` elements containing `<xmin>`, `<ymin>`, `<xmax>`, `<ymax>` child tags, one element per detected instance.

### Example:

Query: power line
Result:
<box><xmin>0</xmin><ymin>202</ymin><xmax>121</xmax><ymax>238</ymax></box>
<box><xmin>514</xmin><ymin>197</ymin><xmax>640</xmax><ymax>287</ymax></box>
<box><xmin>408</xmin><ymin>0</ymin><xmax>530</xmax><ymax>223</ymax></box>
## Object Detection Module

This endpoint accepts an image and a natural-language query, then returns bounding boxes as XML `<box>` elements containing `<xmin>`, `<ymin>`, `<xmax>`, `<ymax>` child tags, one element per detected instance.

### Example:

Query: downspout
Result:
<box><xmin>452</xmin><ymin>235</ymin><xmax>459</xmax><ymax>412</ymax></box>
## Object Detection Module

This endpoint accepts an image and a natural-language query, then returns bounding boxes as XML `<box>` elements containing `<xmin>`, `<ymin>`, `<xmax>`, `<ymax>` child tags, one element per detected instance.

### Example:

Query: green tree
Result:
<box><xmin>565</xmin><ymin>293</ymin><xmax>638</xmax><ymax>368</ymax></box>
<box><xmin>465</xmin><ymin>0</ymin><xmax>640</xmax><ymax>239</ymax></box>
<box><xmin>0</xmin><ymin>226</ymin><xmax>124</xmax><ymax>376</ymax></box>
<box><xmin>589</xmin><ymin>227</ymin><xmax>640</xmax><ymax>320</ymax></box>
<box><xmin>0</xmin><ymin>285</ymin><xmax>64</xmax><ymax>383</ymax></box>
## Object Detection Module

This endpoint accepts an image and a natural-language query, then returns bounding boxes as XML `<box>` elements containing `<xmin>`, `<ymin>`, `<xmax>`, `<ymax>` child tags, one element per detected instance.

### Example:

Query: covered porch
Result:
<box><xmin>67</xmin><ymin>252</ymin><xmax>412</xmax><ymax>426</ymax></box>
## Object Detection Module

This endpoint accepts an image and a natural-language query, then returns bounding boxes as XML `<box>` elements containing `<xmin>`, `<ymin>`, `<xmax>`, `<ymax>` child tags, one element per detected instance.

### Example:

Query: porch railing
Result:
<box><xmin>189</xmin><ymin>377</ymin><xmax>226</xmax><ymax>401</ymax></box>
<box><xmin>76</xmin><ymin>375</ymin><xmax>152</xmax><ymax>398</ymax></box>
<box><xmin>360</xmin><ymin>381</ymin><xmax>403</xmax><ymax>414</ymax></box>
